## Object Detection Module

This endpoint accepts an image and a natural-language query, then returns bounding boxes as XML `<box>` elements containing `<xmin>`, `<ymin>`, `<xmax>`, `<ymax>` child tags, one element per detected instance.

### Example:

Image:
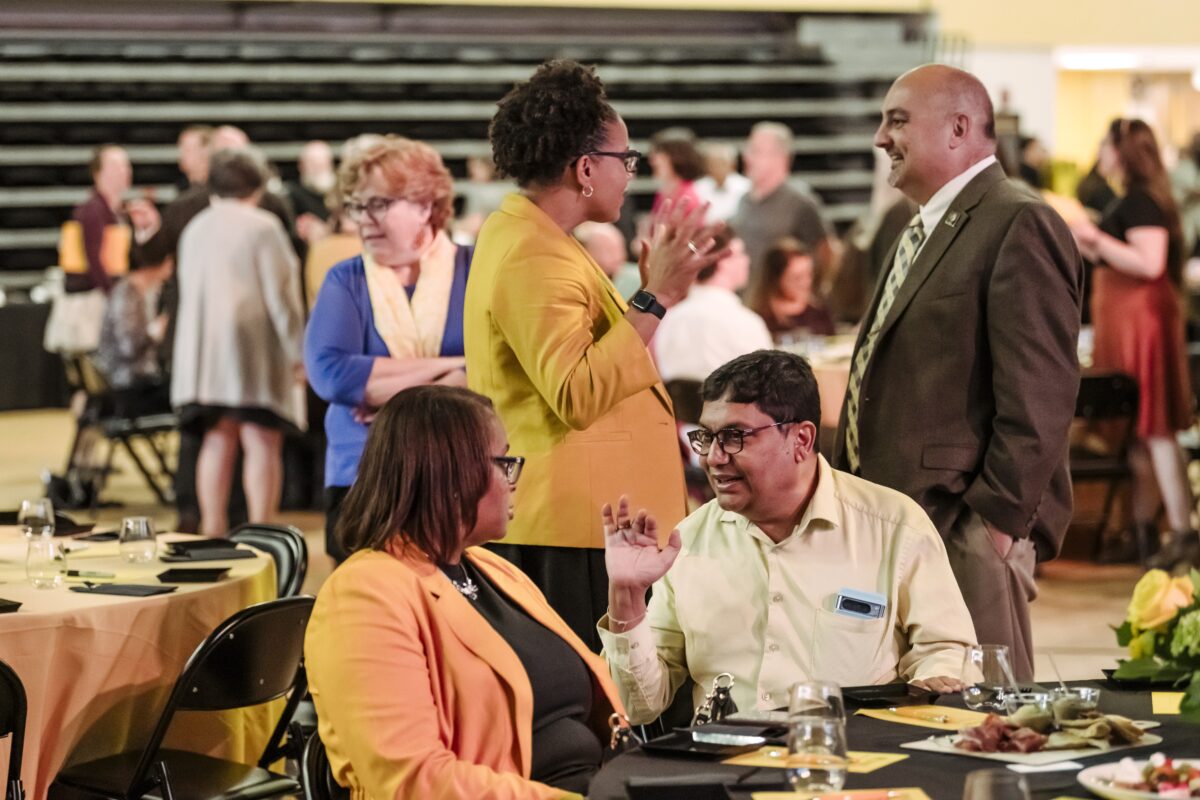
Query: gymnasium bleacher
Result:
<box><xmin>0</xmin><ymin>1</ymin><xmax>933</xmax><ymax>273</ymax></box>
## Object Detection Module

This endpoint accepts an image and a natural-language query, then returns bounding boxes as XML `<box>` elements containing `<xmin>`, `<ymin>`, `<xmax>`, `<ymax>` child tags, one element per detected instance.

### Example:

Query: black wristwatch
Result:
<box><xmin>629</xmin><ymin>289</ymin><xmax>667</xmax><ymax>320</ymax></box>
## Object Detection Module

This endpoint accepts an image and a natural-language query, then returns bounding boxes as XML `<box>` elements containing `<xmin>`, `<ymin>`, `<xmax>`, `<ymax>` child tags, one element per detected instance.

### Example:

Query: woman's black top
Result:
<box><xmin>1100</xmin><ymin>188</ymin><xmax>1182</xmax><ymax>282</ymax></box>
<box><xmin>444</xmin><ymin>559</ymin><xmax>602</xmax><ymax>793</ymax></box>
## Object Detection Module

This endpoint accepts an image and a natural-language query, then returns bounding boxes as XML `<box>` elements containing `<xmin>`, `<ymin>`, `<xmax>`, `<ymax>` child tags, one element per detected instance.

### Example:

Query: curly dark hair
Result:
<box><xmin>702</xmin><ymin>351</ymin><xmax>821</xmax><ymax>438</ymax></box>
<box><xmin>489</xmin><ymin>59</ymin><xmax>617</xmax><ymax>188</ymax></box>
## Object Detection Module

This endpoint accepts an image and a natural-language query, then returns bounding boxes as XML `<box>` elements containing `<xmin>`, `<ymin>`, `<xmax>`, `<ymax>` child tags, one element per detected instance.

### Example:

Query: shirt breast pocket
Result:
<box><xmin>811</xmin><ymin>608</ymin><xmax>892</xmax><ymax>687</ymax></box>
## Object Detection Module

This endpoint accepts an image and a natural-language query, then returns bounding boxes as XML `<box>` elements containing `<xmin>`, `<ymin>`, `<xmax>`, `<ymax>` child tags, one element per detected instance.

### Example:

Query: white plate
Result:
<box><xmin>1077</xmin><ymin>756</ymin><xmax>1200</xmax><ymax>800</ymax></box>
<box><xmin>900</xmin><ymin>732</ymin><xmax>1162</xmax><ymax>766</ymax></box>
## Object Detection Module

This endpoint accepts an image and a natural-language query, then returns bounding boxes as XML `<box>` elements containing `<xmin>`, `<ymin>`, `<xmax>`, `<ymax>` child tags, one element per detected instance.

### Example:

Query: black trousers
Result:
<box><xmin>484</xmin><ymin>543</ymin><xmax>608</xmax><ymax>653</ymax></box>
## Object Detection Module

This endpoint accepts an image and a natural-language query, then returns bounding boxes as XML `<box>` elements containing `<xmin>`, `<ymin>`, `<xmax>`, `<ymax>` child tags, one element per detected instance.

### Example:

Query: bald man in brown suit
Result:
<box><xmin>833</xmin><ymin>65</ymin><xmax>1083</xmax><ymax>680</ymax></box>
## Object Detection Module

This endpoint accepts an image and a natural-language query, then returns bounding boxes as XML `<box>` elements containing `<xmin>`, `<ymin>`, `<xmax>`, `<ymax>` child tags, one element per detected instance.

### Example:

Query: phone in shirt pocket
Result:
<box><xmin>834</xmin><ymin>588</ymin><xmax>887</xmax><ymax>620</ymax></box>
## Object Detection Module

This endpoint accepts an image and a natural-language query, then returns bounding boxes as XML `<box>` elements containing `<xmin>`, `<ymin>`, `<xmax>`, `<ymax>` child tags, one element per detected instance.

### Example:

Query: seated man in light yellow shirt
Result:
<box><xmin>598</xmin><ymin>350</ymin><xmax>977</xmax><ymax>723</ymax></box>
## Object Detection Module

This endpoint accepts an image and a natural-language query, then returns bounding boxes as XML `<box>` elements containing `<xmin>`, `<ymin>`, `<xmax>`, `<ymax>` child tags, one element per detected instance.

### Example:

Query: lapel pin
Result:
<box><xmin>944</xmin><ymin>211</ymin><xmax>961</xmax><ymax>228</ymax></box>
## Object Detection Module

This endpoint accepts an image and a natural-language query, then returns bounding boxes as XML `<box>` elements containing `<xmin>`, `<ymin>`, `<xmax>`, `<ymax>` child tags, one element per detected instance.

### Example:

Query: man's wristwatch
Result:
<box><xmin>629</xmin><ymin>289</ymin><xmax>667</xmax><ymax>320</ymax></box>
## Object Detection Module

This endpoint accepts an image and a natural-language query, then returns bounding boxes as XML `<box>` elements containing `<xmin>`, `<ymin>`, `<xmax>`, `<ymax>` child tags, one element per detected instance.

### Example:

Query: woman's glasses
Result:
<box><xmin>491</xmin><ymin>455</ymin><xmax>526</xmax><ymax>486</ymax></box>
<box><xmin>342</xmin><ymin>196</ymin><xmax>403</xmax><ymax>224</ymax></box>
<box><xmin>583</xmin><ymin>149</ymin><xmax>642</xmax><ymax>174</ymax></box>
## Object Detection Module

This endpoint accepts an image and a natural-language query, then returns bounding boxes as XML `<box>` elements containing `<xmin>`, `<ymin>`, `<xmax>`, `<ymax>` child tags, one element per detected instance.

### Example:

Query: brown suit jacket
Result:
<box><xmin>832</xmin><ymin>164</ymin><xmax>1083</xmax><ymax>560</ymax></box>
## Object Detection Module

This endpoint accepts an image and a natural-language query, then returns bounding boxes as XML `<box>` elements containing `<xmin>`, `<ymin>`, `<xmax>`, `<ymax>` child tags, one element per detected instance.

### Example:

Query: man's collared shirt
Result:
<box><xmin>916</xmin><ymin>155</ymin><xmax>997</xmax><ymax>256</ymax></box>
<box><xmin>598</xmin><ymin>455</ymin><xmax>977</xmax><ymax>723</ymax></box>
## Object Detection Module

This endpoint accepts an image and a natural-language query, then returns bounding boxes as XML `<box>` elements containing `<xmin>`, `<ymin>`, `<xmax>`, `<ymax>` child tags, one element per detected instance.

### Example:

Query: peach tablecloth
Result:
<box><xmin>0</xmin><ymin>528</ymin><xmax>277</xmax><ymax>800</ymax></box>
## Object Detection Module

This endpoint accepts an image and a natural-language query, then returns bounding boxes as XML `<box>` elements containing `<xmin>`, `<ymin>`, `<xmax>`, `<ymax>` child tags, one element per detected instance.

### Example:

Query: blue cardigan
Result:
<box><xmin>305</xmin><ymin>249</ymin><xmax>472</xmax><ymax>487</ymax></box>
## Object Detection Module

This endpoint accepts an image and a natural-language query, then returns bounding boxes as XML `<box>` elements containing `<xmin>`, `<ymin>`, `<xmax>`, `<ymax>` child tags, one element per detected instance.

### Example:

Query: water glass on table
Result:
<box><xmin>961</xmin><ymin>644</ymin><xmax>1016</xmax><ymax>712</ymax></box>
<box><xmin>788</xmin><ymin>680</ymin><xmax>846</xmax><ymax>721</ymax></box>
<box><xmin>786</xmin><ymin>715</ymin><xmax>849</xmax><ymax>793</ymax></box>
<box><xmin>962</xmin><ymin>768</ymin><xmax>1030</xmax><ymax>800</ymax></box>
<box><xmin>786</xmin><ymin>681</ymin><xmax>849</xmax><ymax>793</ymax></box>
<box><xmin>27</xmin><ymin>537</ymin><xmax>67</xmax><ymax>588</ymax></box>
<box><xmin>18</xmin><ymin>497</ymin><xmax>55</xmax><ymax>538</ymax></box>
<box><xmin>119</xmin><ymin>516</ymin><xmax>157</xmax><ymax>563</ymax></box>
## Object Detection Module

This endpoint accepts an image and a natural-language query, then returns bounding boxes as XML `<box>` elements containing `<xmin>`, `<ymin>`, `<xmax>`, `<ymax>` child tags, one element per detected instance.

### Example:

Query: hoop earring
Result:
<box><xmin>581</xmin><ymin>185</ymin><xmax>594</xmax><ymax>198</ymax></box>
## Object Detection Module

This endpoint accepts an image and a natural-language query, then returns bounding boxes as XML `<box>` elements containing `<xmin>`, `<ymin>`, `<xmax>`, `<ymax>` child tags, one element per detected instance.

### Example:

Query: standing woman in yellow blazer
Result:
<box><xmin>306</xmin><ymin>385</ymin><xmax>626</xmax><ymax>799</ymax></box>
<box><xmin>465</xmin><ymin>60</ymin><xmax>725</xmax><ymax>649</ymax></box>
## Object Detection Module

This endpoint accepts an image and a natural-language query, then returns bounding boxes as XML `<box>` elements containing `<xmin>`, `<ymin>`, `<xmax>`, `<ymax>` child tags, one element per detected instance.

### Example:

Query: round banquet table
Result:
<box><xmin>0</xmin><ymin>527</ymin><xmax>278</xmax><ymax>800</ymax></box>
<box><xmin>589</xmin><ymin>682</ymin><xmax>1199</xmax><ymax>800</ymax></box>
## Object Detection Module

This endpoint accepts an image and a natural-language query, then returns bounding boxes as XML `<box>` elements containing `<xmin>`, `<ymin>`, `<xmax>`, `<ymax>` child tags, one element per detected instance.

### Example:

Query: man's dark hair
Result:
<box><xmin>336</xmin><ymin>385</ymin><xmax>496</xmax><ymax>563</ymax></box>
<box><xmin>696</xmin><ymin>225</ymin><xmax>735</xmax><ymax>283</ymax></box>
<box><xmin>208</xmin><ymin>149</ymin><xmax>265</xmax><ymax>199</ymax></box>
<box><xmin>702</xmin><ymin>351</ymin><xmax>821</xmax><ymax>432</ymax></box>
<box><xmin>489</xmin><ymin>59</ymin><xmax>617</xmax><ymax>188</ymax></box>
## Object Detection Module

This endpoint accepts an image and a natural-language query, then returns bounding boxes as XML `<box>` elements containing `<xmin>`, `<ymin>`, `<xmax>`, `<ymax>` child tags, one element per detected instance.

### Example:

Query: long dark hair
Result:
<box><xmin>336</xmin><ymin>386</ymin><xmax>495</xmax><ymax>563</ymax></box>
<box><xmin>1109</xmin><ymin>118</ymin><xmax>1184</xmax><ymax>286</ymax></box>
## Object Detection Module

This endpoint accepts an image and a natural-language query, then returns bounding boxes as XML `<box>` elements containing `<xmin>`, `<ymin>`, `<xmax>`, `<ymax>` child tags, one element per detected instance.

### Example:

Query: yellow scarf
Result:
<box><xmin>363</xmin><ymin>231</ymin><xmax>456</xmax><ymax>358</ymax></box>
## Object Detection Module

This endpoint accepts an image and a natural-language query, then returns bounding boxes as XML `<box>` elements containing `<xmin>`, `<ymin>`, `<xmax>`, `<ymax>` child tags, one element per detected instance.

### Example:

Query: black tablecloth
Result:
<box><xmin>0</xmin><ymin>303</ymin><xmax>68</xmax><ymax>411</ymax></box>
<box><xmin>589</xmin><ymin>682</ymin><xmax>1198</xmax><ymax>800</ymax></box>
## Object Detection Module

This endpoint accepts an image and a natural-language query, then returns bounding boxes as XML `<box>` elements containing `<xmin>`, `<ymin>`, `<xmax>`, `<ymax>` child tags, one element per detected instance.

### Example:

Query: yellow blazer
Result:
<box><xmin>305</xmin><ymin>546</ymin><xmax>626</xmax><ymax>800</ymax></box>
<box><xmin>464</xmin><ymin>193</ymin><xmax>687</xmax><ymax>548</ymax></box>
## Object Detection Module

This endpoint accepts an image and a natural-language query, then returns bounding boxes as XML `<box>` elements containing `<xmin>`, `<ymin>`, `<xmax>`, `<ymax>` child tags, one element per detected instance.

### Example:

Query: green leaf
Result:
<box><xmin>1115</xmin><ymin>620</ymin><xmax>1134</xmax><ymax>647</ymax></box>
<box><xmin>1190</xmin><ymin>568</ymin><xmax>1200</xmax><ymax>598</ymax></box>
<box><xmin>1112</xmin><ymin>657</ymin><xmax>1163</xmax><ymax>679</ymax></box>
<box><xmin>1180</xmin><ymin>672</ymin><xmax>1200</xmax><ymax>724</ymax></box>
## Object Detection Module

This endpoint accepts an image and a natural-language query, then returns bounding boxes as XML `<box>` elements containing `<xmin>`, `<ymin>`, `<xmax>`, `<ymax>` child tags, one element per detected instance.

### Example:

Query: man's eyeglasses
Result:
<box><xmin>492</xmin><ymin>455</ymin><xmax>526</xmax><ymax>486</ymax></box>
<box><xmin>583</xmin><ymin>149</ymin><xmax>642</xmax><ymax>174</ymax></box>
<box><xmin>342</xmin><ymin>196</ymin><xmax>404</xmax><ymax>224</ymax></box>
<box><xmin>686</xmin><ymin>422</ymin><xmax>795</xmax><ymax>456</ymax></box>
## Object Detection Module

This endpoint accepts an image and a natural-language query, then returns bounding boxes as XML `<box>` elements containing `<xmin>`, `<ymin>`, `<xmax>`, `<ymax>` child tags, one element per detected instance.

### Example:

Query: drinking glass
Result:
<box><xmin>962</xmin><ymin>644</ymin><xmax>1016</xmax><ymax>712</ymax></box>
<box><xmin>119</xmin><ymin>516</ymin><xmax>157</xmax><ymax>563</ymax></box>
<box><xmin>962</xmin><ymin>768</ymin><xmax>1031</xmax><ymax>800</ymax></box>
<box><xmin>27</xmin><ymin>537</ymin><xmax>67</xmax><ymax>588</ymax></box>
<box><xmin>18</xmin><ymin>497</ymin><xmax>55</xmax><ymax>538</ymax></box>
<box><xmin>785</xmin><ymin>716</ymin><xmax>849</xmax><ymax>793</ymax></box>
<box><xmin>788</xmin><ymin>680</ymin><xmax>846</xmax><ymax>722</ymax></box>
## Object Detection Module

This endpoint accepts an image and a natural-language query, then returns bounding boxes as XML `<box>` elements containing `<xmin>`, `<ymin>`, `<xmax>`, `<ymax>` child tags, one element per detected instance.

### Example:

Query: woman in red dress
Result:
<box><xmin>1071</xmin><ymin>118</ymin><xmax>1196</xmax><ymax>569</ymax></box>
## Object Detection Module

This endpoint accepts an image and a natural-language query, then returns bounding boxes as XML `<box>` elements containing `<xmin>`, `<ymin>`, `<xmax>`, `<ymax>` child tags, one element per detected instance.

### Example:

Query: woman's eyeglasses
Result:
<box><xmin>342</xmin><ymin>196</ymin><xmax>403</xmax><ymax>224</ymax></box>
<box><xmin>686</xmin><ymin>422</ymin><xmax>795</xmax><ymax>456</ymax></box>
<box><xmin>583</xmin><ymin>149</ymin><xmax>642</xmax><ymax>174</ymax></box>
<box><xmin>491</xmin><ymin>455</ymin><xmax>526</xmax><ymax>486</ymax></box>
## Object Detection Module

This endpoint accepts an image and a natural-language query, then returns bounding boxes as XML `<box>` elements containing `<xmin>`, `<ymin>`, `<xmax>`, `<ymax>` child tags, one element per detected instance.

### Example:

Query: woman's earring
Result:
<box><xmin>581</xmin><ymin>185</ymin><xmax>594</xmax><ymax>198</ymax></box>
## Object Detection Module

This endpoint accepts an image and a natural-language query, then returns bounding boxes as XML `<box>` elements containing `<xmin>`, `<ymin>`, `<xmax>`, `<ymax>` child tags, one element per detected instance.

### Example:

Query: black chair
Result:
<box><xmin>50</xmin><ymin>596</ymin><xmax>314</xmax><ymax>800</ymax></box>
<box><xmin>300</xmin><ymin>733</ymin><xmax>348</xmax><ymax>800</ymax></box>
<box><xmin>664</xmin><ymin>379</ymin><xmax>713</xmax><ymax>504</ymax></box>
<box><xmin>0</xmin><ymin>659</ymin><xmax>27</xmax><ymax>800</ymax></box>
<box><xmin>228</xmin><ymin>524</ymin><xmax>308</xmax><ymax>598</ymax></box>
<box><xmin>1071</xmin><ymin>372</ymin><xmax>1140</xmax><ymax>558</ymax></box>
<box><xmin>53</xmin><ymin>355</ymin><xmax>177</xmax><ymax>509</ymax></box>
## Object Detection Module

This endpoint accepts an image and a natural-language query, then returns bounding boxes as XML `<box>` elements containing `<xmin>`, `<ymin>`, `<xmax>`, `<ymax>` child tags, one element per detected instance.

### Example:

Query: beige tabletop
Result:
<box><xmin>0</xmin><ymin>527</ymin><xmax>278</xmax><ymax>800</ymax></box>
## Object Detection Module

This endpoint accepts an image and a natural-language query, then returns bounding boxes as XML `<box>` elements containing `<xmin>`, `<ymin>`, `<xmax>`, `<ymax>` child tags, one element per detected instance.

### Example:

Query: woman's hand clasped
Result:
<box><xmin>638</xmin><ymin>198</ymin><xmax>729</xmax><ymax>308</ymax></box>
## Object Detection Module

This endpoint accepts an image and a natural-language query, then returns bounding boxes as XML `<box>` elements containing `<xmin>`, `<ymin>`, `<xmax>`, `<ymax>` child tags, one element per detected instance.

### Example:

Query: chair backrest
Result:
<box><xmin>1075</xmin><ymin>372</ymin><xmax>1139</xmax><ymax>421</ymax></box>
<box><xmin>129</xmin><ymin>596</ymin><xmax>315</xmax><ymax>793</ymax></box>
<box><xmin>665</xmin><ymin>378</ymin><xmax>704</xmax><ymax>425</ymax></box>
<box><xmin>0</xmin><ymin>659</ymin><xmax>27</xmax><ymax>793</ymax></box>
<box><xmin>229</xmin><ymin>523</ymin><xmax>309</xmax><ymax>598</ymax></box>
<box><xmin>301</xmin><ymin>732</ymin><xmax>349</xmax><ymax>800</ymax></box>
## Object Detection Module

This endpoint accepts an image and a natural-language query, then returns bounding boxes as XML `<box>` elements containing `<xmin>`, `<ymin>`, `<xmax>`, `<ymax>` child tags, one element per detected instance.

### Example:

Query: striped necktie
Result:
<box><xmin>844</xmin><ymin>215</ymin><xmax>926</xmax><ymax>473</ymax></box>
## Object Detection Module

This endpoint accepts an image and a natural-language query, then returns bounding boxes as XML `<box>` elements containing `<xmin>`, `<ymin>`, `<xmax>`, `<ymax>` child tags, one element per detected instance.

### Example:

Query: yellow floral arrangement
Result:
<box><xmin>1114</xmin><ymin>568</ymin><xmax>1200</xmax><ymax>722</ymax></box>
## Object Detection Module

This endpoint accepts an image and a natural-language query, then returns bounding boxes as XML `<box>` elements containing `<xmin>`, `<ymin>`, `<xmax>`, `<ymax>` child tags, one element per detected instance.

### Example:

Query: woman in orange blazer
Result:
<box><xmin>465</xmin><ymin>60</ymin><xmax>725</xmax><ymax>649</ymax></box>
<box><xmin>305</xmin><ymin>385</ymin><xmax>628</xmax><ymax>799</ymax></box>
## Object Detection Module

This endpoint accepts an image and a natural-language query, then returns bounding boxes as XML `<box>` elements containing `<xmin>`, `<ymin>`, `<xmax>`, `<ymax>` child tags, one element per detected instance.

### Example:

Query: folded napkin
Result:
<box><xmin>70</xmin><ymin>583</ymin><xmax>178</xmax><ymax>597</ymax></box>
<box><xmin>160</xmin><ymin>548</ymin><xmax>256</xmax><ymax>562</ymax></box>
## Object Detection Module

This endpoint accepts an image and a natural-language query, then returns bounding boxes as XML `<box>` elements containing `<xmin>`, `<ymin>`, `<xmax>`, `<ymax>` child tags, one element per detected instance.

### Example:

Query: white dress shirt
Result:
<box><xmin>916</xmin><ymin>156</ymin><xmax>998</xmax><ymax>256</ymax></box>
<box><xmin>694</xmin><ymin>173</ymin><xmax>752</xmax><ymax>224</ymax></box>
<box><xmin>598</xmin><ymin>455</ymin><xmax>978</xmax><ymax>723</ymax></box>
<box><xmin>654</xmin><ymin>285</ymin><xmax>774</xmax><ymax>383</ymax></box>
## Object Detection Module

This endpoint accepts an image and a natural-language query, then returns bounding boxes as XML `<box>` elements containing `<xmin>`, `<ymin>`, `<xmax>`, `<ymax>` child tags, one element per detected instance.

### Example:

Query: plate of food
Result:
<box><xmin>1077</xmin><ymin>754</ymin><xmax>1200</xmax><ymax>799</ymax></box>
<box><xmin>901</xmin><ymin>698</ymin><xmax>1161</xmax><ymax>765</ymax></box>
